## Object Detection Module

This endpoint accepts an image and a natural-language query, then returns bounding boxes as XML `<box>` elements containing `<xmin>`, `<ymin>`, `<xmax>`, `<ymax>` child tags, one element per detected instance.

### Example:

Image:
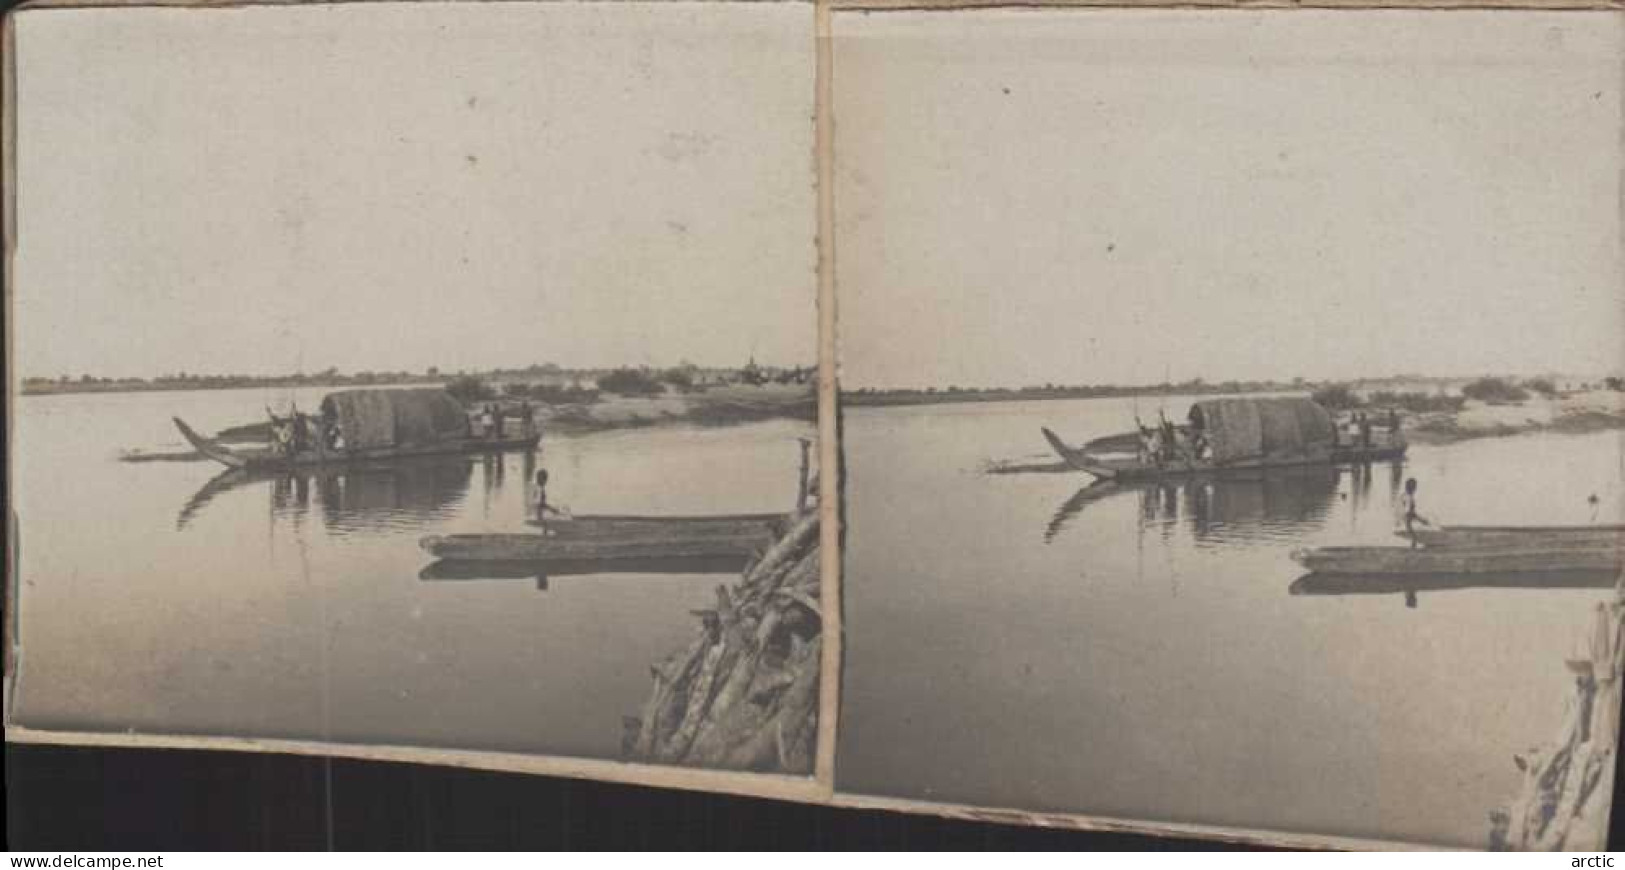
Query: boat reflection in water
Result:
<box><xmin>418</xmin><ymin>553</ymin><xmax>752</xmax><ymax>590</ymax></box>
<box><xmin>176</xmin><ymin>452</ymin><xmax>516</xmax><ymax>533</ymax></box>
<box><xmin>1290</xmin><ymin>571</ymin><xmax>1619</xmax><ymax>610</ymax></box>
<box><xmin>1046</xmin><ymin>461</ymin><xmax>1401</xmax><ymax>545</ymax></box>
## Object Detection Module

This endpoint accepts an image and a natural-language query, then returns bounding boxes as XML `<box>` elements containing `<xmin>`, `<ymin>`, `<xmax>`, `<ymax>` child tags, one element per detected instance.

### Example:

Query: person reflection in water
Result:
<box><xmin>1398</xmin><ymin>477</ymin><xmax>1432</xmax><ymax>547</ymax></box>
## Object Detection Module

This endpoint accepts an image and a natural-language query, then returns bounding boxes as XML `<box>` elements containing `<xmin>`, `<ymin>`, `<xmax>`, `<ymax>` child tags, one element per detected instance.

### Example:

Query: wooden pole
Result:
<box><xmin>796</xmin><ymin>437</ymin><xmax>812</xmax><ymax>512</ymax></box>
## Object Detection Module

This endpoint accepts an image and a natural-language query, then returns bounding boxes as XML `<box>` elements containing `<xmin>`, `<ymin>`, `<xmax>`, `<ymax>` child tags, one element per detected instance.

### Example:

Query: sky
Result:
<box><xmin>12</xmin><ymin>2</ymin><xmax>817</xmax><ymax>380</ymax></box>
<box><xmin>834</xmin><ymin>10</ymin><xmax>1625</xmax><ymax>390</ymax></box>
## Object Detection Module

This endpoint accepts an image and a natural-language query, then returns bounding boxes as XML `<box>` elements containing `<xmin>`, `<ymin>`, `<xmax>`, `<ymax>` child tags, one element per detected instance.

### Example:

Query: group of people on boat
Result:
<box><xmin>1134</xmin><ymin>411</ymin><xmax>1211</xmax><ymax>467</ymax></box>
<box><xmin>267</xmin><ymin>405</ymin><xmax>343</xmax><ymax>458</ymax></box>
<box><xmin>1334</xmin><ymin>408</ymin><xmax>1401</xmax><ymax>451</ymax></box>
<box><xmin>471</xmin><ymin>402</ymin><xmax>535</xmax><ymax>440</ymax></box>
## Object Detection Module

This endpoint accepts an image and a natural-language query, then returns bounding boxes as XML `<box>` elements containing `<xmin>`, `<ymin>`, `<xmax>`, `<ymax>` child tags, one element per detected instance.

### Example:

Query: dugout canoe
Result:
<box><xmin>419</xmin><ymin>513</ymin><xmax>783</xmax><ymax>562</ymax></box>
<box><xmin>1290</xmin><ymin>544</ymin><xmax>1623</xmax><ymax>576</ymax></box>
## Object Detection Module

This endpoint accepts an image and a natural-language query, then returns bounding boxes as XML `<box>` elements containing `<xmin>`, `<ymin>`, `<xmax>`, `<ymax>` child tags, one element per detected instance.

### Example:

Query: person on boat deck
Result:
<box><xmin>286</xmin><ymin>408</ymin><xmax>310</xmax><ymax>455</ymax></box>
<box><xmin>481</xmin><ymin>404</ymin><xmax>498</xmax><ymax>439</ymax></box>
<box><xmin>1388</xmin><ymin>408</ymin><xmax>1401</xmax><ymax>435</ymax></box>
<box><xmin>1398</xmin><ymin>477</ymin><xmax>1433</xmax><ymax>547</ymax></box>
<box><xmin>1359</xmin><ymin>413</ymin><xmax>1373</xmax><ymax>450</ymax></box>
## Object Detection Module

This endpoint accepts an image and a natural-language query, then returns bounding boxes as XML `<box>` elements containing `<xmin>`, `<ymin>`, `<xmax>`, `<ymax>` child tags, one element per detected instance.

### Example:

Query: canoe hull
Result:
<box><xmin>522</xmin><ymin>513</ymin><xmax>786</xmax><ymax>538</ymax></box>
<box><xmin>421</xmin><ymin>532</ymin><xmax>776</xmax><ymax>562</ymax></box>
<box><xmin>419</xmin><ymin>513</ymin><xmax>785</xmax><ymax>562</ymax></box>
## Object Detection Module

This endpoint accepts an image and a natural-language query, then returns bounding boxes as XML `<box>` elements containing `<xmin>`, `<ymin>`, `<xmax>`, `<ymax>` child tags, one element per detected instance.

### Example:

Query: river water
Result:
<box><xmin>11</xmin><ymin>386</ymin><xmax>814</xmax><ymax>761</ymax></box>
<box><xmin>837</xmin><ymin>394</ymin><xmax>1624</xmax><ymax>848</ymax></box>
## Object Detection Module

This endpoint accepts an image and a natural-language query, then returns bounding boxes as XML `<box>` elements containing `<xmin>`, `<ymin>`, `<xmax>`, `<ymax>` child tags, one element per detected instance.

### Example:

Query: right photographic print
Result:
<box><xmin>831</xmin><ymin>8</ymin><xmax>1625</xmax><ymax>850</ymax></box>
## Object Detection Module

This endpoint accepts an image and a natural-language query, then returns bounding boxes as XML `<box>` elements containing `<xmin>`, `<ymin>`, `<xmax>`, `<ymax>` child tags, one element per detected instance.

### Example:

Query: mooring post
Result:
<box><xmin>796</xmin><ymin>437</ymin><xmax>812</xmax><ymax>512</ymax></box>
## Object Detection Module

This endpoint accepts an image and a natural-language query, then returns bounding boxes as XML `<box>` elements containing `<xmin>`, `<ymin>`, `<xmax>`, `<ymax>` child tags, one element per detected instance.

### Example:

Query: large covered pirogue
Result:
<box><xmin>1041</xmin><ymin>396</ymin><xmax>1405</xmax><ymax>481</ymax></box>
<box><xmin>174</xmin><ymin>388</ymin><xmax>539</xmax><ymax>470</ymax></box>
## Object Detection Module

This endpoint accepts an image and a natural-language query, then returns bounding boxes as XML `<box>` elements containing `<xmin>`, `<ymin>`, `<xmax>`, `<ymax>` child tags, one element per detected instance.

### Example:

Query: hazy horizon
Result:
<box><xmin>12</xmin><ymin>2</ymin><xmax>816</xmax><ymax>382</ymax></box>
<box><xmin>835</xmin><ymin>10</ymin><xmax>1625</xmax><ymax>392</ymax></box>
<box><xmin>843</xmin><ymin>369</ymin><xmax>1622</xmax><ymax>393</ymax></box>
<box><xmin>21</xmin><ymin>355</ymin><xmax>816</xmax><ymax>384</ymax></box>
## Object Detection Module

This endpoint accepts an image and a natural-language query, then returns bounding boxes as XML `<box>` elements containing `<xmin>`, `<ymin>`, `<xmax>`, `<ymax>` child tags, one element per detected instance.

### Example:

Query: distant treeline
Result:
<box><xmin>843</xmin><ymin>378</ymin><xmax>1311</xmax><ymax>407</ymax></box>
<box><xmin>20</xmin><ymin>360</ymin><xmax>813</xmax><ymax>397</ymax></box>
<box><xmin>844</xmin><ymin>374</ymin><xmax>1624</xmax><ymax>409</ymax></box>
<box><xmin>20</xmin><ymin>369</ymin><xmax>432</xmax><ymax>395</ymax></box>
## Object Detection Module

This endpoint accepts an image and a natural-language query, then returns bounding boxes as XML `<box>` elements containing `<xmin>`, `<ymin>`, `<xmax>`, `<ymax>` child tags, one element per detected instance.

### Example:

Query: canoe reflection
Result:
<box><xmin>1290</xmin><ymin>570</ymin><xmax>1618</xmax><ymax>609</ymax></box>
<box><xmin>177</xmin><ymin>453</ymin><xmax>520</xmax><ymax>532</ymax></box>
<box><xmin>1048</xmin><ymin>463</ymin><xmax>1390</xmax><ymax>544</ymax></box>
<box><xmin>418</xmin><ymin>553</ymin><xmax>751</xmax><ymax>588</ymax></box>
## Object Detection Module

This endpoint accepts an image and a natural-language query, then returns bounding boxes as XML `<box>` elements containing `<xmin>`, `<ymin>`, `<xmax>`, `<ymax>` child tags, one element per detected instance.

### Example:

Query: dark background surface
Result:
<box><xmin>7</xmin><ymin>744</ymin><xmax>1230</xmax><ymax>850</ymax></box>
<box><xmin>5</xmin><ymin>737</ymin><xmax>1623</xmax><ymax>850</ymax></box>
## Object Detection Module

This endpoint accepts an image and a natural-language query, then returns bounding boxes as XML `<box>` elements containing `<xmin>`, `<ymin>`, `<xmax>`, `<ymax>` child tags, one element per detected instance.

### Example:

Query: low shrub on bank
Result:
<box><xmin>1522</xmin><ymin>378</ymin><xmax>1558</xmax><ymax>398</ymax></box>
<box><xmin>597</xmin><ymin>367</ymin><xmax>666</xmax><ymax>397</ymax></box>
<box><xmin>659</xmin><ymin>367</ymin><xmax>704</xmax><ymax>393</ymax></box>
<box><xmin>1461</xmin><ymin>377</ymin><xmax>1530</xmax><ymax>403</ymax></box>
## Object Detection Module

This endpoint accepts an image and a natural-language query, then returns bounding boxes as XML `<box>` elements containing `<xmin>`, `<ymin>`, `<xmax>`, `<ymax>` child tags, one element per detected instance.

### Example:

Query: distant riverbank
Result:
<box><xmin>842</xmin><ymin>381</ymin><xmax>1299</xmax><ymax>408</ymax></box>
<box><xmin>1406</xmin><ymin>390</ymin><xmax>1625</xmax><ymax>445</ymax></box>
<box><xmin>538</xmin><ymin>383</ymin><xmax>815</xmax><ymax>435</ymax></box>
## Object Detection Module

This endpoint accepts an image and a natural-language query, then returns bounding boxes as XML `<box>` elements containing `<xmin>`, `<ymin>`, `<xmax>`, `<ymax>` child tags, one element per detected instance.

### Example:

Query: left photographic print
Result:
<box><xmin>4</xmin><ymin>0</ymin><xmax>824</xmax><ymax>781</ymax></box>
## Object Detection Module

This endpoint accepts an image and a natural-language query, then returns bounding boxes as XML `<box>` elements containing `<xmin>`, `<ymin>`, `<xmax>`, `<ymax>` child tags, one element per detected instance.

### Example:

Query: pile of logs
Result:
<box><xmin>623</xmin><ymin>508</ymin><xmax>822</xmax><ymax>774</ymax></box>
<box><xmin>1490</xmin><ymin>569</ymin><xmax>1625</xmax><ymax>850</ymax></box>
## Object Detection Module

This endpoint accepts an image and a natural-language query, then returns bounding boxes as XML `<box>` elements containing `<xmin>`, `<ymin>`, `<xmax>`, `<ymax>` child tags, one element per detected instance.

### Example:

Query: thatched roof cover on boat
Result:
<box><xmin>319</xmin><ymin>389</ymin><xmax>468</xmax><ymax>451</ymax></box>
<box><xmin>1188</xmin><ymin>397</ymin><xmax>1335</xmax><ymax>464</ymax></box>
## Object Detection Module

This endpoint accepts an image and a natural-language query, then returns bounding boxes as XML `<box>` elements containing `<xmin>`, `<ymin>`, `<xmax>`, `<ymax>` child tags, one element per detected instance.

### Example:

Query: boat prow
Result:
<box><xmin>173</xmin><ymin>417</ymin><xmax>251</xmax><ymax>469</ymax></box>
<box><xmin>1040</xmin><ymin>427</ymin><xmax>1118</xmax><ymax>479</ymax></box>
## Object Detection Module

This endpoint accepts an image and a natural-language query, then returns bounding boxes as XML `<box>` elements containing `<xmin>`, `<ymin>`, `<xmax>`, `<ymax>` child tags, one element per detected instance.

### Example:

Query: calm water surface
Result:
<box><xmin>838</xmin><ymin>395</ymin><xmax>1625</xmax><ymax>848</ymax></box>
<box><xmin>12</xmin><ymin>386</ymin><xmax>813</xmax><ymax>761</ymax></box>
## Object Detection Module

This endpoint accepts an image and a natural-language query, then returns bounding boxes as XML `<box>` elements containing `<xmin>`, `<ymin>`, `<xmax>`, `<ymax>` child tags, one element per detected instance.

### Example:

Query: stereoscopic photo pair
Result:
<box><xmin>5</xmin><ymin>0</ymin><xmax>1623</xmax><ymax>850</ymax></box>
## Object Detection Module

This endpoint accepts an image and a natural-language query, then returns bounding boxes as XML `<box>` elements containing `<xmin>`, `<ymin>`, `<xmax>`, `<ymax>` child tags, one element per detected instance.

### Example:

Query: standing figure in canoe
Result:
<box><xmin>1397</xmin><ymin>477</ymin><xmax>1433</xmax><ymax>547</ymax></box>
<box><xmin>532</xmin><ymin>468</ymin><xmax>568</xmax><ymax>531</ymax></box>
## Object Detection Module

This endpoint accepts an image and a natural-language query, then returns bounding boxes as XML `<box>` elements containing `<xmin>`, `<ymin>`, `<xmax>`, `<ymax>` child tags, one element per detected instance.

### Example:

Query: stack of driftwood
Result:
<box><xmin>1490</xmin><ymin>569</ymin><xmax>1625</xmax><ymax>850</ymax></box>
<box><xmin>623</xmin><ymin>508</ymin><xmax>822</xmax><ymax>774</ymax></box>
